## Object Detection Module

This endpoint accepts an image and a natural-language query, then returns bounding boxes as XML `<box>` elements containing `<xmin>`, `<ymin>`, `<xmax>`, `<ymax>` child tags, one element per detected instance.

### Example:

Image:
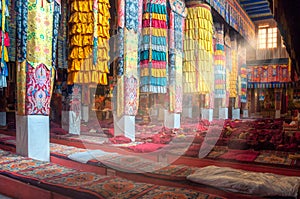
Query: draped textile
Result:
<box><xmin>0</xmin><ymin>0</ymin><xmax>9</xmax><ymax>88</ymax></box>
<box><xmin>168</xmin><ymin>2</ymin><xmax>186</xmax><ymax>113</ymax></box>
<box><xmin>8</xmin><ymin>0</ymin><xmax>16</xmax><ymax>62</ymax></box>
<box><xmin>16</xmin><ymin>61</ymin><xmax>26</xmax><ymax>115</ymax></box>
<box><xmin>214</xmin><ymin>23</ymin><xmax>226</xmax><ymax>99</ymax></box>
<box><xmin>139</xmin><ymin>0</ymin><xmax>168</xmax><ymax>93</ymax></box>
<box><xmin>52</xmin><ymin>1</ymin><xmax>60</xmax><ymax>69</ymax></box>
<box><xmin>26</xmin><ymin>0</ymin><xmax>54</xmax><ymax>70</ymax></box>
<box><xmin>68</xmin><ymin>0</ymin><xmax>111</xmax><ymax>85</ymax></box>
<box><xmin>25</xmin><ymin>63</ymin><xmax>52</xmax><ymax>115</ymax></box>
<box><xmin>15</xmin><ymin>0</ymin><xmax>55</xmax><ymax>116</ymax></box>
<box><xmin>124</xmin><ymin>76</ymin><xmax>139</xmax><ymax>115</ymax></box>
<box><xmin>57</xmin><ymin>0</ymin><xmax>68</xmax><ymax>69</ymax></box>
<box><xmin>238</xmin><ymin>44</ymin><xmax>247</xmax><ymax>103</ymax></box>
<box><xmin>16</xmin><ymin>0</ymin><xmax>27</xmax><ymax>62</ymax></box>
<box><xmin>116</xmin><ymin>0</ymin><xmax>140</xmax><ymax>116</ymax></box>
<box><xmin>183</xmin><ymin>3</ymin><xmax>214</xmax><ymax>94</ymax></box>
<box><xmin>229</xmin><ymin>37</ymin><xmax>238</xmax><ymax>97</ymax></box>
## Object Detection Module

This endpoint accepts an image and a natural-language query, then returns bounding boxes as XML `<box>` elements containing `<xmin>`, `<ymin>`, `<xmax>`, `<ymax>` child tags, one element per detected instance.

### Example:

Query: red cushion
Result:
<box><xmin>109</xmin><ymin>135</ymin><xmax>131</xmax><ymax>144</ymax></box>
<box><xmin>128</xmin><ymin>143</ymin><xmax>165</xmax><ymax>153</ymax></box>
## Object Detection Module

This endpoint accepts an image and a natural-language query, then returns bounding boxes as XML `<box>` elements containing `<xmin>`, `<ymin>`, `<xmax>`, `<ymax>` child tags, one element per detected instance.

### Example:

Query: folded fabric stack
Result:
<box><xmin>140</xmin><ymin>0</ymin><xmax>168</xmax><ymax>93</ymax></box>
<box><xmin>183</xmin><ymin>3</ymin><xmax>214</xmax><ymax>94</ymax></box>
<box><xmin>68</xmin><ymin>0</ymin><xmax>110</xmax><ymax>85</ymax></box>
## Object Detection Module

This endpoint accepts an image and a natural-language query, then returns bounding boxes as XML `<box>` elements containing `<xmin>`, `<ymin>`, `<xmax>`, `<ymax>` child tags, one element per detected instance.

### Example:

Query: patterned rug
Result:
<box><xmin>206</xmin><ymin>146</ymin><xmax>228</xmax><ymax>159</ymax></box>
<box><xmin>91</xmin><ymin>154</ymin><xmax>167</xmax><ymax>173</ymax></box>
<box><xmin>218</xmin><ymin>149</ymin><xmax>260</xmax><ymax>162</ymax></box>
<box><xmin>0</xmin><ymin>149</ymin><xmax>224</xmax><ymax>199</ymax></box>
<box><xmin>50</xmin><ymin>143</ymin><xmax>87</xmax><ymax>156</ymax></box>
<box><xmin>254</xmin><ymin>150</ymin><xmax>295</xmax><ymax>166</ymax></box>
<box><xmin>144</xmin><ymin>164</ymin><xmax>198</xmax><ymax>181</ymax></box>
<box><xmin>86</xmin><ymin>153</ymin><xmax>197</xmax><ymax>181</ymax></box>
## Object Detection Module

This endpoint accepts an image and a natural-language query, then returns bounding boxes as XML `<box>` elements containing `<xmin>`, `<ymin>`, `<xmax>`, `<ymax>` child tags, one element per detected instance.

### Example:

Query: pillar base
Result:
<box><xmin>16</xmin><ymin>115</ymin><xmax>50</xmax><ymax>161</ymax></box>
<box><xmin>114</xmin><ymin>114</ymin><xmax>135</xmax><ymax>142</ymax></box>
<box><xmin>158</xmin><ymin>108</ymin><xmax>165</xmax><ymax>121</ymax></box>
<box><xmin>182</xmin><ymin>107</ymin><xmax>192</xmax><ymax>118</ymax></box>
<box><xmin>0</xmin><ymin>112</ymin><xmax>6</xmax><ymax>126</ymax></box>
<box><xmin>242</xmin><ymin>109</ymin><xmax>249</xmax><ymax>118</ymax></box>
<box><xmin>164</xmin><ymin>110</ymin><xmax>180</xmax><ymax>129</ymax></box>
<box><xmin>62</xmin><ymin>111</ymin><xmax>81</xmax><ymax>135</ymax></box>
<box><xmin>275</xmin><ymin>110</ymin><xmax>281</xmax><ymax>119</ymax></box>
<box><xmin>218</xmin><ymin>108</ymin><xmax>228</xmax><ymax>119</ymax></box>
<box><xmin>232</xmin><ymin>109</ymin><xmax>240</xmax><ymax>120</ymax></box>
<box><xmin>202</xmin><ymin>109</ymin><xmax>213</xmax><ymax>121</ymax></box>
<box><xmin>81</xmin><ymin>105</ymin><xmax>89</xmax><ymax>123</ymax></box>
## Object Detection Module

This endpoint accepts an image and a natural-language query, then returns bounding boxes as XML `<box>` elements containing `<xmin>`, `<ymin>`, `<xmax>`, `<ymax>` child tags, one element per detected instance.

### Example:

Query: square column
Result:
<box><xmin>113</xmin><ymin>114</ymin><xmax>135</xmax><ymax>142</ymax></box>
<box><xmin>164</xmin><ymin>110</ymin><xmax>180</xmax><ymax>129</ymax></box>
<box><xmin>202</xmin><ymin>108</ymin><xmax>213</xmax><ymax>121</ymax></box>
<box><xmin>219</xmin><ymin>108</ymin><xmax>228</xmax><ymax>119</ymax></box>
<box><xmin>232</xmin><ymin>108</ymin><xmax>240</xmax><ymax>120</ymax></box>
<box><xmin>0</xmin><ymin>112</ymin><xmax>6</xmax><ymax>127</ymax></box>
<box><xmin>61</xmin><ymin>111</ymin><xmax>80</xmax><ymax>135</ymax></box>
<box><xmin>182</xmin><ymin>107</ymin><xmax>192</xmax><ymax>118</ymax></box>
<box><xmin>81</xmin><ymin>105</ymin><xmax>89</xmax><ymax>123</ymax></box>
<box><xmin>16</xmin><ymin>115</ymin><xmax>49</xmax><ymax>161</ymax></box>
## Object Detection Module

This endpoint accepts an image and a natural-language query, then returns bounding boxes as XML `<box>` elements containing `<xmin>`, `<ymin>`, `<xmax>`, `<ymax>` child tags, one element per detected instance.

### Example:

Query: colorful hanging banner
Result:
<box><xmin>247</xmin><ymin>64</ymin><xmax>291</xmax><ymax>83</ymax></box>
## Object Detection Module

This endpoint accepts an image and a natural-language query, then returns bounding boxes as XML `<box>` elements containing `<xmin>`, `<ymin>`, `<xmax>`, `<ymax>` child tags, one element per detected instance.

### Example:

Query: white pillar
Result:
<box><xmin>81</xmin><ymin>105</ymin><xmax>89</xmax><ymax>123</ymax></box>
<box><xmin>164</xmin><ymin>110</ymin><xmax>180</xmax><ymax>128</ymax></box>
<box><xmin>113</xmin><ymin>114</ymin><xmax>135</xmax><ymax>142</ymax></box>
<box><xmin>242</xmin><ymin>109</ymin><xmax>249</xmax><ymax>118</ymax></box>
<box><xmin>61</xmin><ymin>111</ymin><xmax>80</xmax><ymax>135</ymax></box>
<box><xmin>182</xmin><ymin>107</ymin><xmax>192</xmax><ymax>118</ymax></box>
<box><xmin>219</xmin><ymin>107</ymin><xmax>228</xmax><ymax>119</ymax></box>
<box><xmin>16</xmin><ymin>115</ymin><xmax>50</xmax><ymax>161</ymax></box>
<box><xmin>0</xmin><ymin>112</ymin><xmax>6</xmax><ymax>126</ymax></box>
<box><xmin>232</xmin><ymin>108</ymin><xmax>240</xmax><ymax>120</ymax></box>
<box><xmin>275</xmin><ymin>110</ymin><xmax>281</xmax><ymax>119</ymax></box>
<box><xmin>202</xmin><ymin>108</ymin><xmax>213</xmax><ymax>121</ymax></box>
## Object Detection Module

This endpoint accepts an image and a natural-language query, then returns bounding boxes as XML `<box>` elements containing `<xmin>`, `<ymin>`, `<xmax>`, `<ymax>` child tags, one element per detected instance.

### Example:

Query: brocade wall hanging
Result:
<box><xmin>25</xmin><ymin>63</ymin><xmax>51</xmax><ymax>115</ymax></box>
<box><xmin>248</xmin><ymin>64</ymin><xmax>291</xmax><ymax>84</ymax></box>
<box><xmin>116</xmin><ymin>0</ymin><xmax>141</xmax><ymax>117</ymax></box>
<box><xmin>16</xmin><ymin>0</ymin><xmax>56</xmax><ymax>116</ymax></box>
<box><xmin>168</xmin><ymin>0</ymin><xmax>186</xmax><ymax>113</ymax></box>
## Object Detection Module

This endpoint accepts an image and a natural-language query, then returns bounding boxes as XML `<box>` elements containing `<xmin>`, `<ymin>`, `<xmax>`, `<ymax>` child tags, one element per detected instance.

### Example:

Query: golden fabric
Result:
<box><xmin>183</xmin><ymin>4</ymin><xmax>213</xmax><ymax>94</ymax></box>
<box><xmin>68</xmin><ymin>0</ymin><xmax>110</xmax><ymax>85</ymax></box>
<box><xmin>16</xmin><ymin>61</ymin><xmax>27</xmax><ymax>115</ymax></box>
<box><xmin>229</xmin><ymin>48</ymin><xmax>238</xmax><ymax>97</ymax></box>
<box><xmin>143</xmin><ymin>13</ymin><xmax>167</xmax><ymax>21</ymax></box>
<box><xmin>0</xmin><ymin>46</ymin><xmax>9</xmax><ymax>62</ymax></box>
<box><xmin>27</xmin><ymin>0</ymin><xmax>54</xmax><ymax>69</ymax></box>
<box><xmin>117</xmin><ymin>76</ymin><xmax>124</xmax><ymax>117</ymax></box>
